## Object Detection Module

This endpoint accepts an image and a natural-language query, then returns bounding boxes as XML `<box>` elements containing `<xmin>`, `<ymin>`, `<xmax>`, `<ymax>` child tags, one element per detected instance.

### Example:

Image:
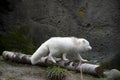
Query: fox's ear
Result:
<box><xmin>82</xmin><ymin>39</ymin><xmax>86</xmax><ymax>43</ymax></box>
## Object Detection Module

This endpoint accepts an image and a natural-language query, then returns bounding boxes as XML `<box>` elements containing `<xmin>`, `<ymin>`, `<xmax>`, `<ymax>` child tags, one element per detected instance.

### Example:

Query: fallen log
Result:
<box><xmin>2</xmin><ymin>51</ymin><xmax>103</xmax><ymax>75</ymax></box>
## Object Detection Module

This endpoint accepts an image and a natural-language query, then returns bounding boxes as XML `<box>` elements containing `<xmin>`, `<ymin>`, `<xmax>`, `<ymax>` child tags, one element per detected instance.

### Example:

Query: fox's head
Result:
<box><xmin>78</xmin><ymin>38</ymin><xmax>92</xmax><ymax>51</ymax></box>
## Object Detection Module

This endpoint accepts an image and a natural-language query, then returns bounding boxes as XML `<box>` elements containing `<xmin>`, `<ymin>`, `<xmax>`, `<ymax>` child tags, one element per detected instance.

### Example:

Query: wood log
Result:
<box><xmin>2</xmin><ymin>51</ymin><xmax>103</xmax><ymax>75</ymax></box>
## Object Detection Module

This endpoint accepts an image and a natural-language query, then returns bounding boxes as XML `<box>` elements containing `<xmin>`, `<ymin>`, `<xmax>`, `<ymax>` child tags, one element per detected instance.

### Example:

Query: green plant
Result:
<box><xmin>47</xmin><ymin>66</ymin><xmax>70</xmax><ymax>80</ymax></box>
<box><xmin>0</xmin><ymin>25</ymin><xmax>36</xmax><ymax>55</ymax></box>
<box><xmin>101</xmin><ymin>53</ymin><xmax>120</xmax><ymax>70</ymax></box>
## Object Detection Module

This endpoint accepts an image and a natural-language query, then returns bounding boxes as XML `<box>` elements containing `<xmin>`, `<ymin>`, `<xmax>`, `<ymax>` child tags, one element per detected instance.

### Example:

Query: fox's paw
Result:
<box><xmin>81</xmin><ymin>59</ymin><xmax>89</xmax><ymax>62</ymax></box>
<box><xmin>63</xmin><ymin>58</ymin><xmax>69</xmax><ymax>61</ymax></box>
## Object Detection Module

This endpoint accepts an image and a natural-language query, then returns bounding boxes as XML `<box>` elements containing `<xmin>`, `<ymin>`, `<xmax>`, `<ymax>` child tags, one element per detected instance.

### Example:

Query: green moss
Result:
<box><xmin>99</xmin><ymin>78</ymin><xmax>108</xmax><ymax>80</ymax></box>
<box><xmin>79</xmin><ymin>10</ymin><xmax>85</xmax><ymax>17</ymax></box>
<box><xmin>0</xmin><ymin>26</ymin><xmax>36</xmax><ymax>55</ymax></box>
<box><xmin>7</xmin><ymin>77</ymin><xmax>16</xmax><ymax>80</ymax></box>
<box><xmin>0</xmin><ymin>58</ymin><xmax>4</xmax><ymax>65</ymax></box>
<box><xmin>73</xmin><ymin>59</ymin><xmax>80</xmax><ymax>63</ymax></box>
<box><xmin>47</xmin><ymin>66</ymin><xmax>70</xmax><ymax>80</ymax></box>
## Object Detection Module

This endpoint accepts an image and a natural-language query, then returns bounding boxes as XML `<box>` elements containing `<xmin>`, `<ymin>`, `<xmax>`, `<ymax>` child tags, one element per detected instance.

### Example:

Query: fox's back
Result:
<box><xmin>45</xmin><ymin>37</ymin><xmax>77</xmax><ymax>51</ymax></box>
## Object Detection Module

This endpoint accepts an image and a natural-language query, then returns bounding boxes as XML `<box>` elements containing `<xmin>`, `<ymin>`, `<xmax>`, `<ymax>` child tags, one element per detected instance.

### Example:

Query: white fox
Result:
<box><xmin>31</xmin><ymin>37</ymin><xmax>92</xmax><ymax>65</ymax></box>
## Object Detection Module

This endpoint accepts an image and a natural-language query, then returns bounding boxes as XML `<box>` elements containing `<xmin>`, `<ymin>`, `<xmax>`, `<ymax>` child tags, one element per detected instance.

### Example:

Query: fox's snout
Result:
<box><xmin>89</xmin><ymin>46</ymin><xmax>92</xmax><ymax>50</ymax></box>
<box><xmin>88</xmin><ymin>46</ymin><xmax>92</xmax><ymax>50</ymax></box>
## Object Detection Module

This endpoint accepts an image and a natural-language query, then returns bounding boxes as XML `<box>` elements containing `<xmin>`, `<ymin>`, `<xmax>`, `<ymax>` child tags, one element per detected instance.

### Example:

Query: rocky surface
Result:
<box><xmin>0</xmin><ymin>56</ymin><xmax>47</xmax><ymax>80</ymax></box>
<box><xmin>0</xmin><ymin>56</ymin><xmax>105</xmax><ymax>80</ymax></box>
<box><xmin>0</xmin><ymin>0</ymin><xmax>120</xmax><ymax>68</ymax></box>
<box><xmin>103</xmin><ymin>69</ymin><xmax>120</xmax><ymax>80</ymax></box>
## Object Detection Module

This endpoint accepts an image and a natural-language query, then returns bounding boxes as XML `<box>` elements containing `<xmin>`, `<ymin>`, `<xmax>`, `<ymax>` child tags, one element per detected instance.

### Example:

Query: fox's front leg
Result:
<box><xmin>77</xmin><ymin>53</ymin><xmax>88</xmax><ymax>62</ymax></box>
<box><xmin>62</xmin><ymin>53</ymin><xmax>69</xmax><ymax>61</ymax></box>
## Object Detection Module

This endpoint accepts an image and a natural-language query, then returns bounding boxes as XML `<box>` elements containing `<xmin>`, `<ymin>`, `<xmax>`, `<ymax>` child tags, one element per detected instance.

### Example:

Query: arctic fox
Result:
<box><xmin>31</xmin><ymin>37</ymin><xmax>92</xmax><ymax>65</ymax></box>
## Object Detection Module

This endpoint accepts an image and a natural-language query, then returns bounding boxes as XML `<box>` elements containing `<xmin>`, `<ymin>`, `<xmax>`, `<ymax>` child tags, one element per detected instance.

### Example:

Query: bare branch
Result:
<box><xmin>2</xmin><ymin>51</ymin><xmax>103</xmax><ymax>75</ymax></box>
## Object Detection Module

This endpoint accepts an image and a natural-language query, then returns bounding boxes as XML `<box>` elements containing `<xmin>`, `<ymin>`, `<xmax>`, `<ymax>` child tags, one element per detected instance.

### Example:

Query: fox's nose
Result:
<box><xmin>89</xmin><ymin>46</ymin><xmax>92</xmax><ymax>50</ymax></box>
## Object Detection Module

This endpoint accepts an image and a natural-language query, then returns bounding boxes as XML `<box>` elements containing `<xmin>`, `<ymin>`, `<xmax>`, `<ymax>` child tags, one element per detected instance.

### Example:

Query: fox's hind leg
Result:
<box><xmin>48</xmin><ymin>53</ymin><xmax>56</xmax><ymax>63</ymax></box>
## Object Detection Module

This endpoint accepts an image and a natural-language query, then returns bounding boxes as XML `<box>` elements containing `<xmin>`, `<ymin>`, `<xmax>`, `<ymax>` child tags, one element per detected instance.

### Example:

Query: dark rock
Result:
<box><xmin>0</xmin><ymin>71</ymin><xmax>2</xmax><ymax>76</ymax></box>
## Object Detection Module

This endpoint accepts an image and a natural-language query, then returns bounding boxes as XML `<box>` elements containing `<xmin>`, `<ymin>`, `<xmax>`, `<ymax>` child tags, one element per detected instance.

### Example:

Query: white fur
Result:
<box><xmin>31</xmin><ymin>37</ymin><xmax>92</xmax><ymax>65</ymax></box>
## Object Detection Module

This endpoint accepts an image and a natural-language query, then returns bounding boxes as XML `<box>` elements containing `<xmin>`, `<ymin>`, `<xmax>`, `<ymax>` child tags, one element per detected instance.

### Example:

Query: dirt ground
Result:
<box><xmin>0</xmin><ymin>56</ymin><xmax>105</xmax><ymax>80</ymax></box>
<box><xmin>0</xmin><ymin>56</ymin><xmax>47</xmax><ymax>80</ymax></box>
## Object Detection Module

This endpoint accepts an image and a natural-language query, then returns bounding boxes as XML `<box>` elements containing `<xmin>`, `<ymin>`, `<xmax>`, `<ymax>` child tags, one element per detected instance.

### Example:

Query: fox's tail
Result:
<box><xmin>31</xmin><ymin>44</ymin><xmax>49</xmax><ymax>65</ymax></box>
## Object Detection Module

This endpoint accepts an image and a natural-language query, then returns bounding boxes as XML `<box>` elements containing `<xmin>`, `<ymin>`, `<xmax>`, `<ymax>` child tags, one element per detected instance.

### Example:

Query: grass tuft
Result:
<box><xmin>47</xmin><ymin>66</ymin><xmax>70</xmax><ymax>80</ymax></box>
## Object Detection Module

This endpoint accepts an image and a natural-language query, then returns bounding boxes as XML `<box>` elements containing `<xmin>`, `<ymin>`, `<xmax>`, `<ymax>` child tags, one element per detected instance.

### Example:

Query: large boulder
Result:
<box><xmin>104</xmin><ymin>69</ymin><xmax>120</xmax><ymax>80</ymax></box>
<box><xmin>0</xmin><ymin>0</ymin><xmax>120</xmax><ymax>64</ymax></box>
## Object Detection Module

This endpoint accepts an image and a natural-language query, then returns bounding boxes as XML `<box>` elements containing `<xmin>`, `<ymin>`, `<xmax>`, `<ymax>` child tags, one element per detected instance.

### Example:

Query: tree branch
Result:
<box><xmin>2</xmin><ymin>51</ymin><xmax>103</xmax><ymax>75</ymax></box>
